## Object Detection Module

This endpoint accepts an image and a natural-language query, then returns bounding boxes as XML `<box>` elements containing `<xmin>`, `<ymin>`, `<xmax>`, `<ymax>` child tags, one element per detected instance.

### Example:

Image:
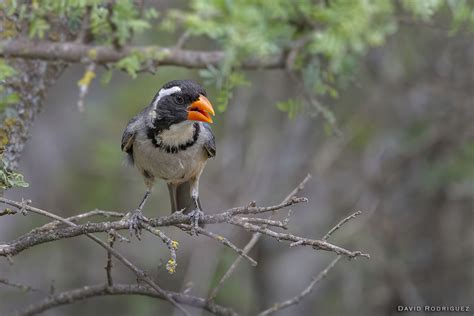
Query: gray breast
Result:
<box><xmin>132</xmin><ymin>122</ymin><xmax>210</xmax><ymax>184</ymax></box>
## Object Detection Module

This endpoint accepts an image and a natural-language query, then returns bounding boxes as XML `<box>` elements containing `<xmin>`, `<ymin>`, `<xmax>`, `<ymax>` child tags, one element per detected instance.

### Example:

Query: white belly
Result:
<box><xmin>132</xmin><ymin>128</ymin><xmax>207</xmax><ymax>184</ymax></box>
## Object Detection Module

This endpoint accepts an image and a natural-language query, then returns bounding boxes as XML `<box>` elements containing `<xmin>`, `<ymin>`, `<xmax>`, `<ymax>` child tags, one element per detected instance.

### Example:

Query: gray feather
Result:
<box><xmin>168</xmin><ymin>181</ymin><xmax>198</xmax><ymax>214</ymax></box>
<box><xmin>121</xmin><ymin>116</ymin><xmax>139</xmax><ymax>163</ymax></box>
<box><xmin>202</xmin><ymin>123</ymin><xmax>216</xmax><ymax>158</ymax></box>
<box><xmin>121</xmin><ymin>109</ymin><xmax>148</xmax><ymax>164</ymax></box>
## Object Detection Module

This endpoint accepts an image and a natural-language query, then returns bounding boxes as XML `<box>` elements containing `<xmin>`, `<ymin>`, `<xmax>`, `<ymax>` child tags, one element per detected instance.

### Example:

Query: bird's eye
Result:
<box><xmin>175</xmin><ymin>96</ymin><xmax>184</xmax><ymax>104</ymax></box>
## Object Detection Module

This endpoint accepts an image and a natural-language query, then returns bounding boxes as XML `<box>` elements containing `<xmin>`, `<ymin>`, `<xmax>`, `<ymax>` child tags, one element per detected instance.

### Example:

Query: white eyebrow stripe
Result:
<box><xmin>152</xmin><ymin>86</ymin><xmax>182</xmax><ymax>108</ymax></box>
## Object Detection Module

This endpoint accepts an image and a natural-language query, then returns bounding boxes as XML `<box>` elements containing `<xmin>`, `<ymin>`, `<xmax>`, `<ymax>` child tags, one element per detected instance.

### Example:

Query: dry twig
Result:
<box><xmin>323</xmin><ymin>211</ymin><xmax>362</xmax><ymax>241</ymax></box>
<box><xmin>208</xmin><ymin>174</ymin><xmax>312</xmax><ymax>301</ymax></box>
<box><xmin>258</xmin><ymin>256</ymin><xmax>342</xmax><ymax>316</ymax></box>
<box><xmin>0</xmin><ymin>278</ymin><xmax>40</xmax><ymax>293</ymax></box>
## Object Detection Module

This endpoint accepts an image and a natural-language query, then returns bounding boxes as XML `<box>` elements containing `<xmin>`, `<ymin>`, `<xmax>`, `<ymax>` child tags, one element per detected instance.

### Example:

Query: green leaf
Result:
<box><xmin>115</xmin><ymin>54</ymin><xmax>142</xmax><ymax>78</ymax></box>
<box><xmin>276</xmin><ymin>99</ymin><xmax>302</xmax><ymax>119</ymax></box>
<box><xmin>0</xmin><ymin>160</ymin><xmax>29</xmax><ymax>190</ymax></box>
<box><xmin>29</xmin><ymin>18</ymin><xmax>50</xmax><ymax>39</ymax></box>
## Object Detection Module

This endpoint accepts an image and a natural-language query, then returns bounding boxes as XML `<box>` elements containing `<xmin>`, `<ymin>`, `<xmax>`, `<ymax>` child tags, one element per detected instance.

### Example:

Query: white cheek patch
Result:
<box><xmin>152</xmin><ymin>86</ymin><xmax>182</xmax><ymax>109</ymax></box>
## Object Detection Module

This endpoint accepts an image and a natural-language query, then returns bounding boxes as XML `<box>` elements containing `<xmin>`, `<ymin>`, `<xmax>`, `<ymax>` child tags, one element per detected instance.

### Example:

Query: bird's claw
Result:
<box><xmin>128</xmin><ymin>209</ymin><xmax>147</xmax><ymax>239</ymax></box>
<box><xmin>187</xmin><ymin>209</ymin><xmax>204</xmax><ymax>236</ymax></box>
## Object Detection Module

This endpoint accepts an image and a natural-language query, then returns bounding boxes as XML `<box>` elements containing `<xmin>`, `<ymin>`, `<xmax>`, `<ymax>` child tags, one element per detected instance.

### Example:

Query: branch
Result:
<box><xmin>0</xmin><ymin>196</ymin><xmax>367</xmax><ymax>260</ymax></box>
<box><xmin>105</xmin><ymin>231</ymin><xmax>115</xmax><ymax>286</ymax></box>
<box><xmin>207</xmin><ymin>233</ymin><xmax>260</xmax><ymax>301</ymax></box>
<box><xmin>323</xmin><ymin>210</ymin><xmax>362</xmax><ymax>241</ymax></box>
<box><xmin>0</xmin><ymin>278</ymin><xmax>40</xmax><ymax>293</ymax></box>
<box><xmin>142</xmin><ymin>223</ymin><xmax>179</xmax><ymax>274</ymax></box>
<box><xmin>0</xmin><ymin>198</ymin><xmax>189</xmax><ymax>315</ymax></box>
<box><xmin>13</xmin><ymin>283</ymin><xmax>237</xmax><ymax>316</ymax></box>
<box><xmin>258</xmin><ymin>256</ymin><xmax>341</xmax><ymax>316</ymax></box>
<box><xmin>0</xmin><ymin>39</ymin><xmax>286</xmax><ymax>70</ymax></box>
<box><xmin>208</xmin><ymin>174</ymin><xmax>312</xmax><ymax>301</ymax></box>
<box><xmin>0</xmin><ymin>174</ymin><xmax>369</xmax><ymax>315</ymax></box>
<box><xmin>229</xmin><ymin>218</ymin><xmax>368</xmax><ymax>258</ymax></box>
<box><xmin>178</xmin><ymin>224</ymin><xmax>258</xmax><ymax>266</ymax></box>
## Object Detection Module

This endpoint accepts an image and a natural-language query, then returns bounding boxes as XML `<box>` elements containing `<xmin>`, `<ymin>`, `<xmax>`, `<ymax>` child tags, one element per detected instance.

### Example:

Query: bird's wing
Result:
<box><xmin>202</xmin><ymin>123</ymin><xmax>216</xmax><ymax>158</ymax></box>
<box><xmin>168</xmin><ymin>181</ymin><xmax>200</xmax><ymax>214</ymax></box>
<box><xmin>121</xmin><ymin>114</ymin><xmax>142</xmax><ymax>164</ymax></box>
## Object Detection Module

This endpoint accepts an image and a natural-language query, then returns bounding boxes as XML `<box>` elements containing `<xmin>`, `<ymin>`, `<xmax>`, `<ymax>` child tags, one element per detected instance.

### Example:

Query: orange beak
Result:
<box><xmin>187</xmin><ymin>95</ymin><xmax>215</xmax><ymax>124</ymax></box>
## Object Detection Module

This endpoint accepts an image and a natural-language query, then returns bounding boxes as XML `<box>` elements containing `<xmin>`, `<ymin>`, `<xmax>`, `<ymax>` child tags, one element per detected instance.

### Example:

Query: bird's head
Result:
<box><xmin>148</xmin><ymin>80</ymin><xmax>215</xmax><ymax>129</ymax></box>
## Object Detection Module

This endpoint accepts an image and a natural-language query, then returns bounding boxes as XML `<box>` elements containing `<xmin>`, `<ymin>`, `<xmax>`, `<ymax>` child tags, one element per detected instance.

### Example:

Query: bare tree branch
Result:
<box><xmin>207</xmin><ymin>233</ymin><xmax>260</xmax><ymax>302</ymax></box>
<box><xmin>258</xmin><ymin>256</ymin><xmax>342</xmax><ymax>316</ymax></box>
<box><xmin>13</xmin><ymin>283</ymin><xmax>237</xmax><ymax>316</ymax></box>
<box><xmin>228</xmin><ymin>219</ymin><xmax>369</xmax><ymax>258</ymax></box>
<box><xmin>0</xmin><ymin>197</ymin><xmax>189</xmax><ymax>315</ymax></box>
<box><xmin>323</xmin><ymin>211</ymin><xmax>362</xmax><ymax>241</ymax></box>
<box><xmin>0</xmin><ymin>196</ymin><xmax>367</xmax><ymax>260</ymax></box>
<box><xmin>0</xmin><ymin>39</ymin><xmax>286</xmax><ymax>70</ymax></box>
<box><xmin>208</xmin><ymin>174</ymin><xmax>312</xmax><ymax>301</ymax></box>
<box><xmin>178</xmin><ymin>224</ymin><xmax>258</xmax><ymax>266</ymax></box>
<box><xmin>0</xmin><ymin>176</ymin><xmax>368</xmax><ymax>315</ymax></box>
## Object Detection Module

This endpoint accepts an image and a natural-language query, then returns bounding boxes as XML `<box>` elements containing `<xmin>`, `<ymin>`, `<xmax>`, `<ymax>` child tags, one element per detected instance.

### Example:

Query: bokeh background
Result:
<box><xmin>1</xmin><ymin>3</ymin><xmax>473</xmax><ymax>316</ymax></box>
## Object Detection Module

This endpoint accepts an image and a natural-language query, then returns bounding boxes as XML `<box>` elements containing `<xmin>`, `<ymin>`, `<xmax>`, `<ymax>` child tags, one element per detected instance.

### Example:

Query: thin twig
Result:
<box><xmin>178</xmin><ymin>224</ymin><xmax>257</xmax><ymax>267</ymax></box>
<box><xmin>207</xmin><ymin>233</ymin><xmax>260</xmax><ymax>301</ymax></box>
<box><xmin>323</xmin><ymin>211</ymin><xmax>362</xmax><ymax>241</ymax></box>
<box><xmin>174</xmin><ymin>31</ymin><xmax>191</xmax><ymax>50</ymax></box>
<box><xmin>105</xmin><ymin>231</ymin><xmax>115</xmax><ymax>286</ymax></box>
<box><xmin>258</xmin><ymin>256</ymin><xmax>341</xmax><ymax>316</ymax></box>
<box><xmin>229</xmin><ymin>219</ymin><xmax>369</xmax><ymax>258</ymax></box>
<box><xmin>238</xmin><ymin>217</ymin><xmax>287</xmax><ymax>229</ymax></box>
<box><xmin>0</xmin><ymin>278</ymin><xmax>40</xmax><ymax>293</ymax></box>
<box><xmin>208</xmin><ymin>174</ymin><xmax>312</xmax><ymax>301</ymax></box>
<box><xmin>39</xmin><ymin>209</ymin><xmax>124</xmax><ymax>230</ymax></box>
<box><xmin>142</xmin><ymin>223</ymin><xmax>178</xmax><ymax>274</ymax></box>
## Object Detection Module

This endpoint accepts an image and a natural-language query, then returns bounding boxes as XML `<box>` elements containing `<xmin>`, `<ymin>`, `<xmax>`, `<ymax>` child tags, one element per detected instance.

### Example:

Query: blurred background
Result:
<box><xmin>1</xmin><ymin>1</ymin><xmax>473</xmax><ymax>316</ymax></box>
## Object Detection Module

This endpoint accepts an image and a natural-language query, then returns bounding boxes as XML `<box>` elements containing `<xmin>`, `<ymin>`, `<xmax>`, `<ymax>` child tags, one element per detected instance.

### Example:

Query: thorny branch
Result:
<box><xmin>0</xmin><ymin>177</ymin><xmax>369</xmax><ymax>315</ymax></box>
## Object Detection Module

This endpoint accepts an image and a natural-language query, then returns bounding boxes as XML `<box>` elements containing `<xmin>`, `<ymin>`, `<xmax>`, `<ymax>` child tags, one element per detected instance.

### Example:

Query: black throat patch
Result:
<box><xmin>147</xmin><ymin>122</ymin><xmax>200</xmax><ymax>154</ymax></box>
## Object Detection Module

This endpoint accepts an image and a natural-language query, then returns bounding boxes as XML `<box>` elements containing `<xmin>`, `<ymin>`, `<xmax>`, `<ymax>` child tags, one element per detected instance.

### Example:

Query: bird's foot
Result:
<box><xmin>127</xmin><ymin>209</ymin><xmax>148</xmax><ymax>239</ymax></box>
<box><xmin>187</xmin><ymin>209</ymin><xmax>204</xmax><ymax>236</ymax></box>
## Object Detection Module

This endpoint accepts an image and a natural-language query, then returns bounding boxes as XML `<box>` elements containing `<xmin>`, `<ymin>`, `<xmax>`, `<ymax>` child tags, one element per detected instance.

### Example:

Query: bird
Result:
<box><xmin>121</xmin><ymin>79</ymin><xmax>216</xmax><ymax>236</ymax></box>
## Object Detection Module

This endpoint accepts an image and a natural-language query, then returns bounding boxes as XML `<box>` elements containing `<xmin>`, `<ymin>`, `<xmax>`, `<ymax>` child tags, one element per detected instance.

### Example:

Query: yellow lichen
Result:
<box><xmin>4</xmin><ymin>117</ymin><xmax>17</xmax><ymax>129</ymax></box>
<box><xmin>166</xmin><ymin>258</ymin><xmax>177</xmax><ymax>274</ymax></box>
<box><xmin>87</xmin><ymin>49</ymin><xmax>98</xmax><ymax>60</ymax></box>
<box><xmin>78</xmin><ymin>69</ymin><xmax>96</xmax><ymax>87</ymax></box>
<box><xmin>170</xmin><ymin>240</ymin><xmax>179</xmax><ymax>250</ymax></box>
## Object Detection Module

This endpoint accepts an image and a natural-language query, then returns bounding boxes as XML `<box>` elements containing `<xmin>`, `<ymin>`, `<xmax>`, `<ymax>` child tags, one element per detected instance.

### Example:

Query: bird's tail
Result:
<box><xmin>168</xmin><ymin>181</ymin><xmax>200</xmax><ymax>214</ymax></box>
